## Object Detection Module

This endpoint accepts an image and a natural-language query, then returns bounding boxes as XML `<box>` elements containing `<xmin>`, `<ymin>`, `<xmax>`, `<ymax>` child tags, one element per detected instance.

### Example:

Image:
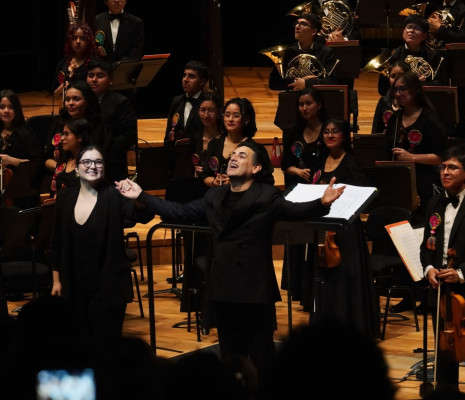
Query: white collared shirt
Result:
<box><xmin>184</xmin><ymin>90</ymin><xmax>202</xmax><ymax>126</ymax></box>
<box><xmin>109</xmin><ymin>11</ymin><xmax>124</xmax><ymax>49</ymax></box>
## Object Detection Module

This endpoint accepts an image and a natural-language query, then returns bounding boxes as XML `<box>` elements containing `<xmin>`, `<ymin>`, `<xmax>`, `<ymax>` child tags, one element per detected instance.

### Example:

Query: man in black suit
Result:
<box><xmin>420</xmin><ymin>144</ymin><xmax>465</xmax><ymax>389</ymax></box>
<box><xmin>116</xmin><ymin>140</ymin><xmax>345</xmax><ymax>386</ymax></box>
<box><xmin>95</xmin><ymin>0</ymin><xmax>144</xmax><ymax>64</ymax></box>
<box><xmin>87</xmin><ymin>59</ymin><xmax>137</xmax><ymax>181</ymax></box>
<box><xmin>164</xmin><ymin>60</ymin><xmax>210</xmax><ymax>144</ymax></box>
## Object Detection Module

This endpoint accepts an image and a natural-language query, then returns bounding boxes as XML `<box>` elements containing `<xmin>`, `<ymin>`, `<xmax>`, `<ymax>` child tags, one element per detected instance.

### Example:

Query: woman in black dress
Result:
<box><xmin>51</xmin><ymin>145</ymin><xmax>153</xmax><ymax>350</ymax></box>
<box><xmin>310</xmin><ymin>117</ymin><xmax>377</xmax><ymax>338</ymax></box>
<box><xmin>372</xmin><ymin>60</ymin><xmax>411</xmax><ymax>134</ymax></box>
<box><xmin>384</xmin><ymin>70</ymin><xmax>447</xmax><ymax>224</ymax></box>
<box><xmin>50</xmin><ymin>118</ymin><xmax>93</xmax><ymax>196</ymax></box>
<box><xmin>51</xmin><ymin>23</ymin><xmax>97</xmax><ymax>101</ymax></box>
<box><xmin>280</xmin><ymin>87</ymin><xmax>327</xmax><ymax>308</ymax></box>
<box><xmin>200</xmin><ymin>97</ymin><xmax>271</xmax><ymax>188</ymax></box>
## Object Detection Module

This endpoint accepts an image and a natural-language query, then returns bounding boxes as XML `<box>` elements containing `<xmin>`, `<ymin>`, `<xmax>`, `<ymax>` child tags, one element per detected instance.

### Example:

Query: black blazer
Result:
<box><xmin>138</xmin><ymin>182</ymin><xmax>330</xmax><ymax>304</ymax></box>
<box><xmin>51</xmin><ymin>184</ymin><xmax>154</xmax><ymax>305</ymax></box>
<box><xmin>164</xmin><ymin>92</ymin><xmax>206</xmax><ymax>143</ymax></box>
<box><xmin>95</xmin><ymin>11</ymin><xmax>145</xmax><ymax>63</ymax></box>
<box><xmin>420</xmin><ymin>193</ymin><xmax>465</xmax><ymax>299</ymax></box>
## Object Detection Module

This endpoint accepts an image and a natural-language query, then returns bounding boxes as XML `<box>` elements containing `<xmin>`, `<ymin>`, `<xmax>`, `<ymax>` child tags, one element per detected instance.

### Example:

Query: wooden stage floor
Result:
<box><xmin>11</xmin><ymin>68</ymin><xmax>463</xmax><ymax>399</ymax></box>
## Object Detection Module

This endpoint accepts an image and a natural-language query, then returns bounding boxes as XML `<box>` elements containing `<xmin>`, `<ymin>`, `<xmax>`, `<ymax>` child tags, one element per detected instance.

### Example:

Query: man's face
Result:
<box><xmin>440</xmin><ymin>157</ymin><xmax>465</xmax><ymax>194</ymax></box>
<box><xmin>87</xmin><ymin>68</ymin><xmax>112</xmax><ymax>97</ymax></box>
<box><xmin>294</xmin><ymin>18</ymin><xmax>317</xmax><ymax>42</ymax></box>
<box><xmin>403</xmin><ymin>23</ymin><xmax>427</xmax><ymax>49</ymax></box>
<box><xmin>182</xmin><ymin>68</ymin><xmax>206</xmax><ymax>96</ymax></box>
<box><xmin>227</xmin><ymin>146</ymin><xmax>261</xmax><ymax>179</ymax></box>
<box><xmin>105</xmin><ymin>0</ymin><xmax>126</xmax><ymax>14</ymax></box>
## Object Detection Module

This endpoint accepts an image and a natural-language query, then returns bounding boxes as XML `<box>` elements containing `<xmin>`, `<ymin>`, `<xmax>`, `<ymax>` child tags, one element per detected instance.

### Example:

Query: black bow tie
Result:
<box><xmin>443</xmin><ymin>194</ymin><xmax>460</xmax><ymax>209</ymax></box>
<box><xmin>109</xmin><ymin>13</ymin><xmax>122</xmax><ymax>21</ymax></box>
<box><xmin>185</xmin><ymin>96</ymin><xmax>198</xmax><ymax>105</ymax></box>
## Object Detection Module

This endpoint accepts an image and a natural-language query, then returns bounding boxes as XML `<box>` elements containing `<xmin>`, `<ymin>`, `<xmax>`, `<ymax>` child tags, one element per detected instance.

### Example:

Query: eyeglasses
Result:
<box><xmin>323</xmin><ymin>128</ymin><xmax>342</xmax><ymax>135</ymax></box>
<box><xmin>293</xmin><ymin>20</ymin><xmax>311</xmax><ymax>28</ymax></box>
<box><xmin>438</xmin><ymin>164</ymin><xmax>465</xmax><ymax>172</ymax></box>
<box><xmin>392</xmin><ymin>85</ymin><xmax>408</xmax><ymax>93</ymax></box>
<box><xmin>199</xmin><ymin>107</ymin><xmax>217</xmax><ymax>115</ymax></box>
<box><xmin>405</xmin><ymin>24</ymin><xmax>423</xmax><ymax>32</ymax></box>
<box><xmin>79</xmin><ymin>159</ymin><xmax>104</xmax><ymax>168</ymax></box>
<box><xmin>223</xmin><ymin>112</ymin><xmax>242</xmax><ymax>120</ymax></box>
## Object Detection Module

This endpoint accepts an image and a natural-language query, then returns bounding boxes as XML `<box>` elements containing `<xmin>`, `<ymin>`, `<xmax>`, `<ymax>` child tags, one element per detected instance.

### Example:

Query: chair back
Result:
<box><xmin>26</xmin><ymin>115</ymin><xmax>55</xmax><ymax>154</ymax></box>
<box><xmin>0</xmin><ymin>207</ymin><xmax>41</xmax><ymax>261</ymax></box>
<box><xmin>365</xmin><ymin>206</ymin><xmax>412</xmax><ymax>256</ymax></box>
<box><xmin>137</xmin><ymin>146</ymin><xmax>168</xmax><ymax>191</ymax></box>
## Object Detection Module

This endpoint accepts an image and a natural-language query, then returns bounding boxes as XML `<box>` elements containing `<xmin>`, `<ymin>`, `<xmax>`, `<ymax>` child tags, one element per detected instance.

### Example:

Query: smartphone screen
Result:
<box><xmin>36</xmin><ymin>368</ymin><xmax>96</xmax><ymax>400</ymax></box>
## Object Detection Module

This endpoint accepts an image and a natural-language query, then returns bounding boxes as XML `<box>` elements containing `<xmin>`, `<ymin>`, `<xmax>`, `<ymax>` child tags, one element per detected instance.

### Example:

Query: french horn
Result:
<box><xmin>285</xmin><ymin>53</ymin><xmax>339</xmax><ymax>79</ymax></box>
<box><xmin>287</xmin><ymin>1</ymin><xmax>356</xmax><ymax>39</ymax></box>
<box><xmin>398</xmin><ymin>3</ymin><xmax>457</xmax><ymax>49</ymax></box>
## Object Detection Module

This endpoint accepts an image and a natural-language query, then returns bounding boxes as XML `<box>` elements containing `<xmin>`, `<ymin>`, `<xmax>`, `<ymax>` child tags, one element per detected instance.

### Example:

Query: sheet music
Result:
<box><xmin>285</xmin><ymin>183</ymin><xmax>377</xmax><ymax>220</ymax></box>
<box><xmin>386</xmin><ymin>221</ymin><xmax>424</xmax><ymax>282</ymax></box>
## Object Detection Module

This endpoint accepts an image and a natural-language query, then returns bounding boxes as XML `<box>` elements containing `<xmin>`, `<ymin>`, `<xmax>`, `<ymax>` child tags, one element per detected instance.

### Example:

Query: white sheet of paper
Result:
<box><xmin>285</xmin><ymin>183</ymin><xmax>377</xmax><ymax>220</ymax></box>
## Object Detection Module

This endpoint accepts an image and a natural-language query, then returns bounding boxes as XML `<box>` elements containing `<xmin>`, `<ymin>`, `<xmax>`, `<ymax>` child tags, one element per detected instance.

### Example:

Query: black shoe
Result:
<box><xmin>389</xmin><ymin>299</ymin><xmax>413</xmax><ymax>313</ymax></box>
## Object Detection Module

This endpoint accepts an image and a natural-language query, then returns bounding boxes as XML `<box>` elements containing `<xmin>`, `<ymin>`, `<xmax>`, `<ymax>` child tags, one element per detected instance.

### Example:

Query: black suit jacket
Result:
<box><xmin>95</xmin><ymin>11</ymin><xmax>144</xmax><ymax>63</ymax></box>
<box><xmin>420</xmin><ymin>193</ymin><xmax>465</xmax><ymax>297</ymax></box>
<box><xmin>164</xmin><ymin>92</ymin><xmax>206</xmax><ymax>143</ymax></box>
<box><xmin>138</xmin><ymin>182</ymin><xmax>330</xmax><ymax>304</ymax></box>
<box><xmin>51</xmin><ymin>184</ymin><xmax>154</xmax><ymax>305</ymax></box>
<box><xmin>99</xmin><ymin>90</ymin><xmax>137</xmax><ymax>179</ymax></box>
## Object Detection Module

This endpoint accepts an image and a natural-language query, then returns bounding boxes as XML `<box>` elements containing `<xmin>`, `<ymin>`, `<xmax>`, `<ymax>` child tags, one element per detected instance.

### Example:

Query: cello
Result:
<box><xmin>433</xmin><ymin>248</ymin><xmax>465</xmax><ymax>387</ymax></box>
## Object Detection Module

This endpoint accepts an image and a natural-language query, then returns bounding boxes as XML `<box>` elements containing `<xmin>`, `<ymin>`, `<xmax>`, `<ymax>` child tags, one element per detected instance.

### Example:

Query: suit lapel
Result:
<box><xmin>449</xmin><ymin>200</ymin><xmax>465</xmax><ymax>247</ymax></box>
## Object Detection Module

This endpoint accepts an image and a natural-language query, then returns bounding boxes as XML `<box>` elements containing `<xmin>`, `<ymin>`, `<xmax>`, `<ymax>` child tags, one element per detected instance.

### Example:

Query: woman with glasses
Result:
<box><xmin>372</xmin><ymin>61</ymin><xmax>411</xmax><ymax>133</ymax></box>
<box><xmin>309</xmin><ymin>117</ymin><xmax>377</xmax><ymax>338</ymax></box>
<box><xmin>51</xmin><ymin>145</ymin><xmax>153</xmax><ymax>351</ymax></box>
<box><xmin>200</xmin><ymin>97</ymin><xmax>273</xmax><ymax>188</ymax></box>
<box><xmin>384</xmin><ymin>70</ymin><xmax>447</xmax><ymax>224</ymax></box>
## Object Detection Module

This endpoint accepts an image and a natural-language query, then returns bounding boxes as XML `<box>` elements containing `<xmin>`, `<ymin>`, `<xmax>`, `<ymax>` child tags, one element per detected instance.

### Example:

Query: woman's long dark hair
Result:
<box><xmin>0</xmin><ymin>89</ymin><xmax>26</xmax><ymax>130</ymax></box>
<box><xmin>390</xmin><ymin>71</ymin><xmax>433</xmax><ymax>110</ymax></box>
<box><xmin>222</xmin><ymin>97</ymin><xmax>257</xmax><ymax>138</ymax></box>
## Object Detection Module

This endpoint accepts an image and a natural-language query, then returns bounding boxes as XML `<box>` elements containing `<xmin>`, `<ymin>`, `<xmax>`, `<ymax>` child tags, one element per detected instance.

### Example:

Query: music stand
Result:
<box><xmin>326</xmin><ymin>40</ymin><xmax>362</xmax><ymax>80</ymax></box>
<box><xmin>364</xmin><ymin>161</ymin><xmax>418</xmax><ymax>212</ymax></box>
<box><xmin>423</xmin><ymin>85</ymin><xmax>459</xmax><ymax>136</ymax></box>
<box><xmin>352</xmin><ymin>133</ymin><xmax>388</xmax><ymax>168</ymax></box>
<box><xmin>445</xmin><ymin>44</ymin><xmax>465</xmax><ymax>87</ymax></box>
<box><xmin>111</xmin><ymin>53</ymin><xmax>170</xmax><ymax>95</ymax></box>
<box><xmin>3</xmin><ymin>160</ymin><xmax>42</xmax><ymax>207</ymax></box>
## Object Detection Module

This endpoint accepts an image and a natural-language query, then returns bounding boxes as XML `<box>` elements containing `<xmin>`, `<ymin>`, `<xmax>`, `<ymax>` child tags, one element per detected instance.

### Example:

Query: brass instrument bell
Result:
<box><xmin>259</xmin><ymin>45</ymin><xmax>289</xmax><ymax>78</ymax></box>
<box><xmin>286</xmin><ymin>2</ymin><xmax>313</xmax><ymax>16</ymax></box>
<box><xmin>398</xmin><ymin>2</ymin><xmax>427</xmax><ymax>17</ymax></box>
<box><xmin>361</xmin><ymin>50</ymin><xmax>394</xmax><ymax>76</ymax></box>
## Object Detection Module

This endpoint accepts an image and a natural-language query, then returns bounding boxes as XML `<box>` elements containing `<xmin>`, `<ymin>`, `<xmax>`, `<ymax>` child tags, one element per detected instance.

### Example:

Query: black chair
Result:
<box><xmin>365</xmin><ymin>206</ymin><xmax>420</xmax><ymax>340</ymax></box>
<box><xmin>137</xmin><ymin>146</ymin><xmax>168</xmax><ymax>191</ymax></box>
<box><xmin>25</xmin><ymin>114</ymin><xmax>55</xmax><ymax>154</ymax></box>
<box><xmin>0</xmin><ymin>207</ymin><xmax>51</xmax><ymax>316</ymax></box>
<box><xmin>124</xmin><ymin>220</ymin><xmax>144</xmax><ymax>318</ymax></box>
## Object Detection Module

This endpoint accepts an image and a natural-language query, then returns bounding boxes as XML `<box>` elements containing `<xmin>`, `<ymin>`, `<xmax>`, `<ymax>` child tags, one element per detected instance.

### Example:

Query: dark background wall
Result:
<box><xmin>1</xmin><ymin>1</ymin><xmax>407</xmax><ymax>117</ymax></box>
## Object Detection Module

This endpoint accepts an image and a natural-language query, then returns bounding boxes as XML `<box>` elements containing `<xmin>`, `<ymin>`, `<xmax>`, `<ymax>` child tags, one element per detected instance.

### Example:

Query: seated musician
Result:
<box><xmin>268</xmin><ymin>13</ymin><xmax>338</xmax><ymax>92</ymax></box>
<box><xmin>420</xmin><ymin>144</ymin><xmax>465</xmax><ymax>389</ymax></box>
<box><xmin>426</xmin><ymin>0</ymin><xmax>465</xmax><ymax>48</ymax></box>
<box><xmin>378</xmin><ymin>15</ymin><xmax>449</xmax><ymax>96</ymax></box>
<box><xmin>310</xmin><ymin>0</ymin><xmax>362</xmax><ymax>43</ymax></box>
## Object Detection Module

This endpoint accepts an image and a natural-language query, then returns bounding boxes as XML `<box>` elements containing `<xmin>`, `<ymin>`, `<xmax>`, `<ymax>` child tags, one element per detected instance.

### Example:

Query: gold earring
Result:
<box><xmin>76</xmin><ymin>170</ymin><xmax>80</xmax><ymax>177</ymax></box>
